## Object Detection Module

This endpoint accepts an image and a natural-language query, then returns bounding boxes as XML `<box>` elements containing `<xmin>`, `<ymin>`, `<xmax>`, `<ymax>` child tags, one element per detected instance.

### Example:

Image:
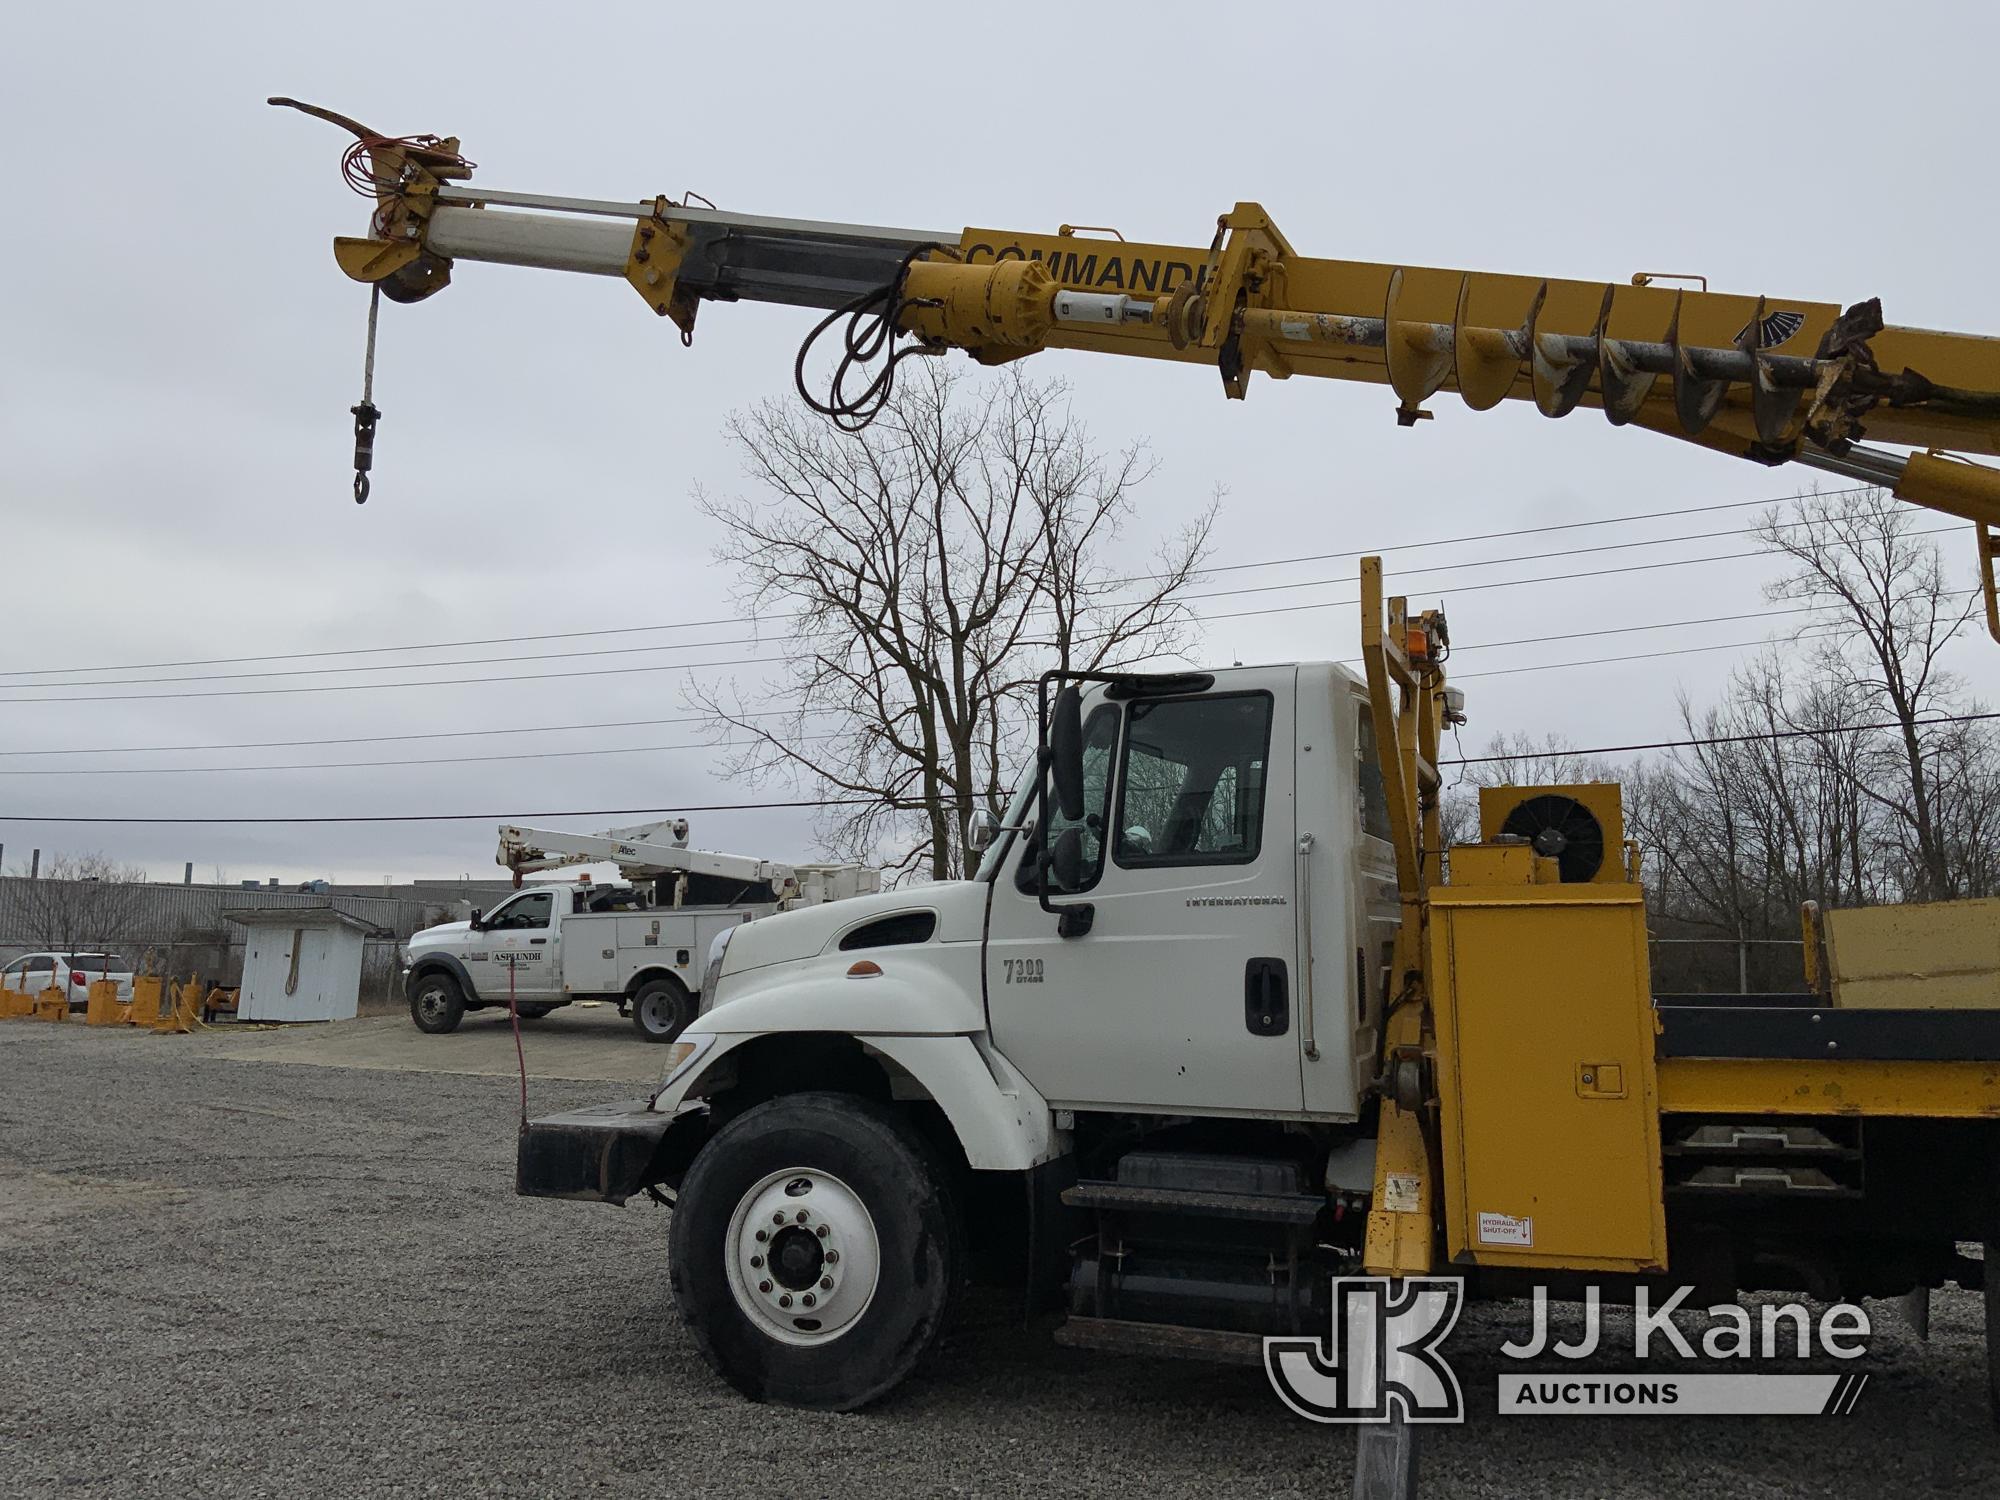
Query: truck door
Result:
<box><xmin>987</xmin><ymin>673</ymin><xmax>1302</xmax><ymax>1115</ymax></box>
<box><xmin>474</xmin><ymin>889</ymin><xmax>560</xmax><ymax>1000</ymax></box>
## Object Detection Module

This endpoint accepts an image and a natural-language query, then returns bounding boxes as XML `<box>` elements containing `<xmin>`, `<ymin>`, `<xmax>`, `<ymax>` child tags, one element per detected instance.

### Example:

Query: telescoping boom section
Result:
<box><xmin>275</xmin><ymin>97</ymin><xmax>2000</xmax><ymax>640</ymax></box>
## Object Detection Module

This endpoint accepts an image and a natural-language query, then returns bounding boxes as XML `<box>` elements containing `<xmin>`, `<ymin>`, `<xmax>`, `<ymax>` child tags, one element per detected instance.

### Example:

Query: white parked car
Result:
<box><xmin>0</xmin><ymin>952</ymin><xmax>136</xmax><ymax>1009</ymax></box>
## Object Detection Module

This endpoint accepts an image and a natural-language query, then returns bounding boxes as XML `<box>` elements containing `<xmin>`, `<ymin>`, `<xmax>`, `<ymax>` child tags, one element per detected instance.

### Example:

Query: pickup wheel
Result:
<box><xmin>669</xmin><ymin>1092</ymin><xmax>960</xmax><ymax>1411</ymax></box>
<box><xmin>408</xmin><ymin>973</ymin><xmax>466</xmax><ymax>1034</ymax></box>
<box><xmin>631</xmin><ymin>977</ymin><xmax>693</xmax><ymax>1043</ymax></box>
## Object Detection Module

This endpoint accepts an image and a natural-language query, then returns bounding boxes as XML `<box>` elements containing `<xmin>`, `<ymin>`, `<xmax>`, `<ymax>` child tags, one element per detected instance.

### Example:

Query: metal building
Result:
<box><xmin>228</xmin><ymin>908</ymin><xmax>386</xmax><ymax>1022</ymax></box>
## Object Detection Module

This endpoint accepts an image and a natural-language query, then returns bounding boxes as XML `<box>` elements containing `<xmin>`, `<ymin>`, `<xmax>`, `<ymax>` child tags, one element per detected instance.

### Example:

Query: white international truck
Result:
<box><xmin>401</xmin><ymin>820</ymin><xmax>879</xmax><ymax>1041</ymax></box>
<box><xmin>515</xmin><ymin>570</ymin><xmax>2000</xmax><ymax>1495</ymax></box>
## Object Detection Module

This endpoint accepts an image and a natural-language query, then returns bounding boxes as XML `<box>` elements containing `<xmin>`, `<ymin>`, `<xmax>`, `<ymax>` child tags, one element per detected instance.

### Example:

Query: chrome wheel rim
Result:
<box><xmin>723</xmin><ymin>1166</ymin><xmax>881</xmax><ymax>1346</ymax></box>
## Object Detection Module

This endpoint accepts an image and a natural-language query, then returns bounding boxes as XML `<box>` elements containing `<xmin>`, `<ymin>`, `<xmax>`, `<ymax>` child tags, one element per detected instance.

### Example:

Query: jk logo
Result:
<box><xmin>1265</xmin><ymin>1277</ymin><xmax>1466</xmax><ymax>1423</ymax></box>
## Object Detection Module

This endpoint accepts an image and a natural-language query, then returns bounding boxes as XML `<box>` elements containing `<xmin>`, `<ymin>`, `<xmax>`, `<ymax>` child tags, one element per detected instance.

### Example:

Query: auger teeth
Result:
<box><xmin>1667</xmin><ymin>292</ymin><xmax>1729</xmax><ymax>436</ymax></box>
<box><xmin>1527</xmin><ymin>283</ymin><xmax>1593</xmax><ymax>418</ymax></box>
<box><xmin>1383</xmin><ymin>267</ymin><xmax>1453</xmax><ymax>422</ymax></box>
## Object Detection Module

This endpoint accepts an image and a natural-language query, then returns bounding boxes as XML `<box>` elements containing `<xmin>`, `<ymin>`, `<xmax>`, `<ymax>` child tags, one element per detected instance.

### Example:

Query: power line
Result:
<box><xmin>0</xmin><ymin>712</ymin><xmax>792</xmax><ymax>759</ymax></box>
<box><xmin>0</xmin><ymin>652</ymin><xmax>777</xmax><ymax>705</ymax></box>
<box><xmin>0</xmin><ymin>601</ymin><xmax>1929</xmax><ymax>771</ymax></box>
<box><xmin>1439</xmin><ymin>711</ymin><xmax>2000</xmax><ymax>766</ymax></box>
<box><xmin>9</xmin><ymin>527</ymin><xmax>1954</xmax><ymax>706</ymax></box>
<box><xmin>0</xmin><ymin>484</ymin><xmax>1872</xmax><ymax>681</ymax></box>
<box><xmin>0</xmin><ymin>734</ymin><xmax>841</xmax><ymax>776</ymax></box>
<box><xmin>1201</xmin><ymin>525</ymin><xmax>1960</xmax><ymax>626</ymax></box>
<box><xmin>0</xmin><ymin>513</ymin><xmax>1843</xmax><ymax>691</ymax></box>
<box><xmin>0</xmin><ymin>798</ymin><xmax>879</xmax><ymax>826</ymax></box>
<box><xmin>11</xmin><ymin>710</ymin><xmax>1994</xmax><ymax>824</ymax></box>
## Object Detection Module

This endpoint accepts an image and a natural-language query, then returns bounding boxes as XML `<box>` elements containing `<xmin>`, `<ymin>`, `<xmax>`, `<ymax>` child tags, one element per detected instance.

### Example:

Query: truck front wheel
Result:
<box><xmin>669</xmin><ymin>1092</ymin><xmax>960</xmax><ymax>1411</ymax></box>
<box><xmin>408</xmin><ymin>973</ymin><xmax>466</xmax><ymax>1034</ymax></box>
<box><xmin>631</xmin><ymin>977</ymin><xmax>693</xmax><ymax>1043</ymax></box>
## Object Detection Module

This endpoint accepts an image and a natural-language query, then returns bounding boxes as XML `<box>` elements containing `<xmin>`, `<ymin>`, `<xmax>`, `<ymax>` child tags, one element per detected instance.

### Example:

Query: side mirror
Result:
<box><xmin>1049</xmin><ymin>825</ymin><xmax>1086</xmax><ymax>892</ymax></box>
<box><xmin>468</xmin><ymin>909</ymin><xmax>484</xmax><ymax>930</ymax></box>
<box><xmin>967</xmin><ymin>810</ymin><xmax>999</xmax><ymax>856</ymax></box>
<box><xmin>1048</xmin><ymin>685</ymin><xmax>1085</xmax><ymax>822</ymax></box>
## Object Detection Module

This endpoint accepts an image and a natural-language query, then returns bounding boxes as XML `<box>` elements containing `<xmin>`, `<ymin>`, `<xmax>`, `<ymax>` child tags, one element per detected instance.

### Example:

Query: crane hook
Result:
<box><xmin>351</xmin><ymin>284</ymin><xmax>382</xmax><ymax>504</ymax></box>
<box><xmin>351</xmin><ymin>398</ymin><xmax>379</xmax><ymax>504</ymax></box>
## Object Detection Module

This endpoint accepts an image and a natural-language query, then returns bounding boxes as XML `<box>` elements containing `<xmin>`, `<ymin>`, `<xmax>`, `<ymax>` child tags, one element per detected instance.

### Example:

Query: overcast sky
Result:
<box><xmin>3</xmin><ymin>2</ymin><xmax>1996</xmax><ymax>886</ymax></box>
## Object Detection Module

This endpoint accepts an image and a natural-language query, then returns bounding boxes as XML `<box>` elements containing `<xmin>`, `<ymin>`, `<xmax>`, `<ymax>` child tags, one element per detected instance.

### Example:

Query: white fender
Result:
<box><xmin>654</xmin><ymin>1028</ymin><xmax>1063</xmax><ymax>1172</ymax></box>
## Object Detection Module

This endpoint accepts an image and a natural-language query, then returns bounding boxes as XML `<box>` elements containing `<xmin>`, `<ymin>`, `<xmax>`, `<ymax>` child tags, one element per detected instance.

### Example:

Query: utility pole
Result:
<box><xmin>29</xmin><ymin>849</ymin><xmax>39</xmax><ymax>881</ymax></box>
<box><xmin>183</xmin><ymin>862</ymin><xmax>194</xmax><ymax>886</ymax></box>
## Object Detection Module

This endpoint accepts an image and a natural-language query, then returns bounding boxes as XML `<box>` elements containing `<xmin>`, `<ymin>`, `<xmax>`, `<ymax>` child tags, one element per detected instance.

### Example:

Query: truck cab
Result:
<box><xmin>518</xmin><ymin>663</ymin><xmax>1408</xmax><ymax>1404</ymax></box>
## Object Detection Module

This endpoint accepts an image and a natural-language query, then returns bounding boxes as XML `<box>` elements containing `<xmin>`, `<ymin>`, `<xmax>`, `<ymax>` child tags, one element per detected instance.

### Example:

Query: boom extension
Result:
<box><xmin>497</xmin><ymin>819</ymin><xmax>801</xmax><ymax>900</ymax></box>
<box><xmin>274</xmin><ymin>99</ymin><xmax>2000</xmax><ymax>641</ymax></box>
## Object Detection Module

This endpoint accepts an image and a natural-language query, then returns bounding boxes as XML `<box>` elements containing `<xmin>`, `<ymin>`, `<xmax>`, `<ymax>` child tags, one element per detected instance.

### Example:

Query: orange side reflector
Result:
<box><xmin>846</xmin><ymin>960</ymin><xmax>883</xmax><ymax>978</ymax></box>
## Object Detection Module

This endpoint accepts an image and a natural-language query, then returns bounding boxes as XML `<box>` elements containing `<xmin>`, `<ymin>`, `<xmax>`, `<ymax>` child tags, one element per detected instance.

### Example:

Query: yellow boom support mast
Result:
<box><xmin>274</xmin><ymin>98</ymin><xmax>2000</xmax><ymax>640</ymax></box>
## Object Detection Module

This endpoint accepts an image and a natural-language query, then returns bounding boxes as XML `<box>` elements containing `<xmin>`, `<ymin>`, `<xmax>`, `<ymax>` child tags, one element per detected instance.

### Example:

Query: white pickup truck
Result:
<box><xmin>402</xmin><ymin>820</ymin><xmax>879</xmax><ymax>1041</ymax></box>
<box><xmin>402</xmin><ymin>879</ymin><xmax>752</xmax><ymax>1041</ymax></box>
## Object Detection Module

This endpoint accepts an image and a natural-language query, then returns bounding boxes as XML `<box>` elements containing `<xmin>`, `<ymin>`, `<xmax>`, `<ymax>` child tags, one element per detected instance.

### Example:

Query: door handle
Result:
<box><xmin>1244</xmin><ymin>957</ymin><xmax>1289</xmax><ymax>1037</ymax></box>
<box><xmin>529</xmin><ymin>938</ymin><xmax>548</xmax><ymax>946</ymax></box>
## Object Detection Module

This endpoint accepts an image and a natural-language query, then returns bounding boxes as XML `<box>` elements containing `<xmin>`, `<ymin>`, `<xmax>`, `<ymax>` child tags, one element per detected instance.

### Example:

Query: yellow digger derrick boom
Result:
<box><xmin>275</xmin><ymin>99</ymin><xmax>2000</xmax><ymax>639</ymax></box>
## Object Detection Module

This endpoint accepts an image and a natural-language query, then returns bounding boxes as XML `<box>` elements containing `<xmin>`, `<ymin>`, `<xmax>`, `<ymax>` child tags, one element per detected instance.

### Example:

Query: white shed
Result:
<box><xmin>228</xmin><ymin>907</ymin><xmax>383</xmax><ymax>1022</ymax></box>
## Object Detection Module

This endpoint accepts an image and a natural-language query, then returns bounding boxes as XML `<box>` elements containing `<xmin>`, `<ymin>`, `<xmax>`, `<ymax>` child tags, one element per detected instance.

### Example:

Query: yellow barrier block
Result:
<box><xmin>32</xmin><ymin>985</ymin><xmax>68</xmax><ymax>1022</ymax></box>
<box><xmin>128</xmin><ymin>976</ymin><xmax>168</xmax><ymax>1027</ymax></box>
<box><xmin>0</xmin><ymin>987</ymin><xmax>32</xmax><ymax>1020</ymax></box>
<box><xmin>84</xmin><ymin>980</ymin><xmax>125</xmax><ymax>1026</ymax></box>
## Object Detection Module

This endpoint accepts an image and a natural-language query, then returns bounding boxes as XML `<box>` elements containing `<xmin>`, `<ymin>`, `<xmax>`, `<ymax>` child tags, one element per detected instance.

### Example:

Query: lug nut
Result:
<box><xmin>795</xmin><ymin>1210</ymin><xmax>809</xmax><ymax>1223</ymax></box>
<box><xmin>774</xmin><ymin>1212</ymin><xmax>787</xmax><ymax>1225</ymax></box>
<box><xmin>801</xmin><ymin>1293</ymin><xmax>816</xmax><ymax>1308</ymax></box>
<box><xmin>815</xmin><ymin>1224</ymin><xmax>829</xmax><ymax>1239</ymax></box>
<box><xmin>750</xmin><ymin>1255</ymin><xmax>763</xmax><ymax>1269</ymax></box>
<box><xmin>819</xmin><ymin>1276</ymin><xmax>834</xmax><ymax>1290</ymax></box>
<box><xmin>779</xmin><ymin>1294</ymin><xmax>793</xmax><ymax>1308</ymax></box>
<box><xmin>755</xmin><ymin>1229</ymin><xmax>768</xmax><ymax>1243</ymax></box>
<box><xmin>758</xmin><ymin>1280</ymin><xmax>772</xmax><ymax>1294</ymax></box>
<box><xmin>826</xmin><ymin>1250</ymin><xmax>840</xmax><ymax>1264</ymax></box>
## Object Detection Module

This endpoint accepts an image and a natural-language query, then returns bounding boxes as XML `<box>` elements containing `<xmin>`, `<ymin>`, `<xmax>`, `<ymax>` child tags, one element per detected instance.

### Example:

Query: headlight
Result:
<box><xmin>700</xmin><ymin>925</ymin><xmax>736</xmax><ymax>1013</ymax></box>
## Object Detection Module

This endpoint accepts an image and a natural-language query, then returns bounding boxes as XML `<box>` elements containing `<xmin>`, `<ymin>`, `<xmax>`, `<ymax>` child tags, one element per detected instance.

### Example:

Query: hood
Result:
<box><xmin>410</xmin><ymin>920</ymin><xmax>472</xmax><ymax>946</ymax></box>
<box><xmin>723</xmin><ymin>881</ymin><xmax>985</xmax><ymax>978</ymax></box>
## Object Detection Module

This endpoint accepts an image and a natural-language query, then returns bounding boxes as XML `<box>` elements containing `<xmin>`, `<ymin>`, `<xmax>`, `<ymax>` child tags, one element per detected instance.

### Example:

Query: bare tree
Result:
<box><xmin>1616</xmin><ymin>489</ymin><xmax>1997</xmax><ymax>990</ymax></box>
<box><xmin>7</xmin><ymin>851</ymin><xmax>150</xmax><ymax>954</ymax></box>
<box><xmin>694</xmin><ymin>363</ymin><xmax>1214</xmax><ymax>880</ymax></box>
<box><xmin>1759</xmin><ymin>488</ymin><xmax>1987</xmax><ymax>900</ymax></box>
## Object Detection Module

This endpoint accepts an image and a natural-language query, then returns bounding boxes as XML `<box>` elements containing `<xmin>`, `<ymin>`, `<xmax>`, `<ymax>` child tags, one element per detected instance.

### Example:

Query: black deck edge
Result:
<box><xmin>1657</xmin><ymin>1005</ymin><xmax>2000</xmax><ymax>1062</ymax></box>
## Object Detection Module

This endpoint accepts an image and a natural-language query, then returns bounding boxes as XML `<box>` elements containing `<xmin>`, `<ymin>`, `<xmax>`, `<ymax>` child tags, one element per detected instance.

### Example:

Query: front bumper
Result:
<box><xmin>515</xmin><ymin>1097</ymin><xmax>686</xmax><ymax>1205</ymax></box>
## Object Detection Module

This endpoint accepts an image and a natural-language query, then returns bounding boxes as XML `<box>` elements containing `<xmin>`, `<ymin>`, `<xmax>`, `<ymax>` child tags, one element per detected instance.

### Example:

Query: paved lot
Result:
<box><xmin>2</xmin><ymin>1016</ymin><xmax>1997</xmax><ymax>1498</ymax></box>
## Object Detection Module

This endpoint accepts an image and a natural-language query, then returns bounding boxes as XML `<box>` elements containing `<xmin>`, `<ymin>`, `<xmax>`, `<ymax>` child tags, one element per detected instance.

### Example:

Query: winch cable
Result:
<box><xmin>792</xmin><ymin>243</ymin><xmax>947</xmax><ymax>432</ymax></box>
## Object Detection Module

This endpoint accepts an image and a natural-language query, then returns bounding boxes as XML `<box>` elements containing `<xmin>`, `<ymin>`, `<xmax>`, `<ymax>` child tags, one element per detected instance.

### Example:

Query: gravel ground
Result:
<box><xmin>2</xmin><ymin>1022</ymin><xmax>1997</xmax><ymax>1498</ymax></box>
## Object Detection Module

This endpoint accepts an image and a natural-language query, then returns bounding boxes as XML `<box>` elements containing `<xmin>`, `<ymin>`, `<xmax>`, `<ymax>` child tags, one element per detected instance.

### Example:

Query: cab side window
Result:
<box><xmin>488</xmin><ymin>891</ymin><xmax>554</xmax><ymax>931</ymax></box>
<box><xmin>1115</xmin><ymin>693</ymin><xmax>1274</xmax><ymax>867</ymax></box>
<box><xmin>1015</xmin><ymin>704</ymin><xmax>1121</xmax><ymax>895</ymax></box>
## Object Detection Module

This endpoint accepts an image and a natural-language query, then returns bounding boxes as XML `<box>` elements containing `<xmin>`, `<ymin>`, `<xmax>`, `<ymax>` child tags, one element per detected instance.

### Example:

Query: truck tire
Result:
<box><xmin>669</xmin><ymin>1092</ymin><xmax>960</xmax><ymax>1411</ymax></box>
<box><xmin>631</xmin><ymin>977</ymin><xmax>693</xmax><ymax>1043</ymax></box>
<box><xmin>408</xmin><ymin>972</ymin><xmax>466</xmax><ymax>1034</ymax></box>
